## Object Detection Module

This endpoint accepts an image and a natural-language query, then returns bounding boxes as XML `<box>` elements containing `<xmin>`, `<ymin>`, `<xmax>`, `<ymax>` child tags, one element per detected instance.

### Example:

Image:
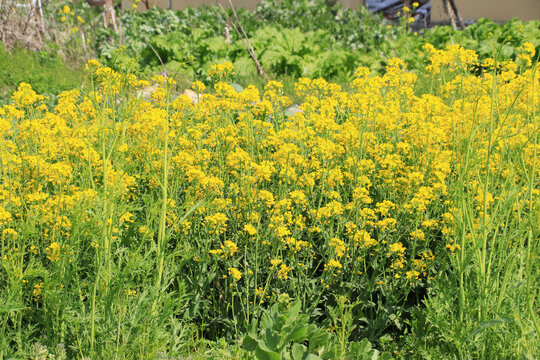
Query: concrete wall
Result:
<box><xmin>123</xmin><ymin>0</ymin><xmax>540</xmax><ymax>22</ymax></box>
<box><xmin>431</xmin><ymin>0</ymin><xmax>540</xmax><ymax>22</ymax></box>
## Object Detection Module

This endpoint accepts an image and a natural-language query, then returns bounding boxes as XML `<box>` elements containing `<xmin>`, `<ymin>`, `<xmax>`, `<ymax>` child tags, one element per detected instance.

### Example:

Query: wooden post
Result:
<box><xmin>443</xmin><ymin>0</ymin><xmax>465</xmax><ymax>30</ymax></box>
<box><xmin>447</xmin><ymin>0</ymin><xmax>465</xmax><ymax>29</ymax></box>
<box><xmin>34</xmin><ymin>0</ymin><xmax>45</xmax><ymax>34</ymax></box>
<box><xmin>104</xmin><ymin>0</ymin><xmax>117</xmax><ymax>30</ymax></box>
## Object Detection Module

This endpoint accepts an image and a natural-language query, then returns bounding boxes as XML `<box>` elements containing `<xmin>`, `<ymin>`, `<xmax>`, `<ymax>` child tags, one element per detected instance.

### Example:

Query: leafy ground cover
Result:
<box><xmin>1</xmin><ymin>1</ymin><xmax>539</xmax><ymax>100</ymax></box>
<box><xmin>91</xmin><ymin>1</ymin><xmax>540</xmax><ymax>84</ymax></box>
<box><xmin>0</xmin><ymin>42</ymin><xmax>538</xmax><ymax>359</ymax></box>
<box><xmin>0</xmin><ymin>44</ymin><xmax>84</xmax><ymax>105</ymax></box>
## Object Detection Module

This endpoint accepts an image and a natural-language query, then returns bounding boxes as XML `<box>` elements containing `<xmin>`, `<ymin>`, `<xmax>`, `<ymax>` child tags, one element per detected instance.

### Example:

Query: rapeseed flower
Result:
<box><xmin>2</xmin><ymin>46</ymin><xmax>537</xmax><ymax>341</ymax></box>
<box><xmin>228</xmin><ymin>267</ymin><xmax>242</xmax><ymax>281</ymax></box>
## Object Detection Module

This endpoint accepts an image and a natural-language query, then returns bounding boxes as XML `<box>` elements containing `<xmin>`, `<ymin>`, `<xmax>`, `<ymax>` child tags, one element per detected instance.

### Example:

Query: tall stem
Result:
<box><xmin>154</xmin><ymin>80</ymin><xmax>171</xmax><ymax>301</ymax></box>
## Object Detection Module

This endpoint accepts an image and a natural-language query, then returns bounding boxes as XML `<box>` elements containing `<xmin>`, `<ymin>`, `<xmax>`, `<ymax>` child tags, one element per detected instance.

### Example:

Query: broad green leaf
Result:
<box><xmin>255</xmin><ymin>346</ymin><xmax>281</xmax><ymax>360</ymax></box>
<box><xmin>307</xmin><ymin>325</ymin><xmax>330</xmax><ymax>351</ymax></box>
<box><xmin>242</xmin><ymin>334</ymin><xmax>259</xmax><ymax>352</ymax></box>
<box><xmin>283</xmin><ymin>324</ymin><xmax>308</xmax><ymax>345</ymax></box>
<box><xmin>291</xmin><ymin>343</ymin><xmax>306</xmax><ymax>360</ymax></box>
<box><xmin>265</xmin><ymin>331</ymin><xmax>280</xmax><ymax>351</ymax></box>
<box><xmin>230</xmin><ymin>83</ymin><xmax>244</xmax><ymax>93</ymax></box>
<box><xmin>285</xmin><ymin>300</ymin><xmax>302</xmax><ymax>325</ymax></box>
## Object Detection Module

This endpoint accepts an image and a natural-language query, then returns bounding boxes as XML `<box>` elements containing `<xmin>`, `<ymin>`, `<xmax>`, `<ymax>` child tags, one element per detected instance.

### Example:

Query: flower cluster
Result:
<box><xmin>1</xmin><ymin>44</ymin><xmax>537</xmax><ymax>342</ymax></box>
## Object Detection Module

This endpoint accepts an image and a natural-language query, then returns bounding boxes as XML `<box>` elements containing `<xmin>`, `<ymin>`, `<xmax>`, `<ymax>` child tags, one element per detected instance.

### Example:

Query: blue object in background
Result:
<box><xmin>366</xmin><ymin>0</ymin><xmax>431</xmax><ymax>28</ymax></box>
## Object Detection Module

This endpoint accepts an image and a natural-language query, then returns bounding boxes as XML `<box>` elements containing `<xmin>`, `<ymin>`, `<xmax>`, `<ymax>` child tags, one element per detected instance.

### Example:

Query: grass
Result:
<box><xmin>0</xmin><ymin>44</ymin><xmax>85</xmax><ymax>104</ymax></box>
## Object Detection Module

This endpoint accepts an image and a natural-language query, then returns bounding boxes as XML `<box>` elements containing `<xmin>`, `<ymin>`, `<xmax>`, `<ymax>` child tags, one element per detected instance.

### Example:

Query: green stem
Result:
<box><xmin>154</xmin><ymin>79</ymin><xmax>172</xmax><ymax>309</ymax></box>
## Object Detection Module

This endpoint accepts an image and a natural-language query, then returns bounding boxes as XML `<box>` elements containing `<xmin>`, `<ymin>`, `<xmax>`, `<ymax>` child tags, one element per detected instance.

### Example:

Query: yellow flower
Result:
<box><xmin>46</xmin><ymin>242</ymin><xmax>62</xmax><ymax>262</ymax></box>
<box><xmin>11</xmin><ymin>82</ymin><xmax>44</xmax><ymax>107</ymax></box>
<box><xmin>329</xmin><ymin>238</ymin><xmax>346</xmax><ymax>257</ymax></box>
<box><xmin>138</xmin><ymin>226</ymin><xmax>148</xmax><ymax>234</ymax></box>
<box><xmin>410</xmin><ymin>229</ymin><xmax>425</xmax><ymax>241</ymax></box>
<box><xmin>85</xmin><ymin>59</ymin><xmax>101</xmax><ymax>72</ymax></box>
<box><xmin>326</xmin><ymin>259</ymin><xmax>342</xmax><ymax>269</ymax></box>
<box><xmin>191</xmin><ymin>81</ymin><xmax>206</xmax><ymax>93</ymax></box>
<box><xmin>119</xmin><ymin>212</ymin><xmax>134</xmax><ymax>223</ymax></box>
<box><xmin>389</xmin><ymin>242</ymin><xmax>406</xmax><ymax>254</ymax></box>
<box><xmin>258</xmin><ymin>190</ymin><xmax>275</xmax><ymax>207</ymax></box>
<box><xmin>208</xmin><ymin>62</ymin><xmax>234</xmax><ymax>78</ymax></box>
<box><xmin>117</xmin><ymin>143</ymin><xmax>129</xmax><ymax>152</ymax></box>
<box><xmin>221</xmin><ymin>240</ymin><xmax>238</xmax><ymax>257</ymax></box>
<box><xmin>354</xmin><ymin>230</ymin><xmax>378</xmax><ymax>248</ymax></box>
<box><xmin>270</xmin><ymin>259</ymin><xmax>282</xmax><ymax>268</ymax></box>
<box><xmin>277</xmin><ymin>264</ymin><xmax>291</xmax><ymax>280</ymax></box>
<box><xmin>228</xmin><ymin>267</ymin><xmax>242</xmax><ymax>281</ymax></box>
<box><xmin>205</xmin><ymin>212</ymin><xmax>228</xmax><ymax>235</ymax></box>
<box><xmin>244</xmin><ymin>223</ymin><xmax>257</xmax><ymax>236</ymax></box>
<box><xmin>28</xmin><ymin>245</ymin><xmax>38</xmax><ymax>254</ymax></box>
<box><xmin>521</xmin><ymin>41</ymin><xmax>536</xmax><ymax>57</ymax></box>
<box><xmin>33</xmin><ymin>282</ymin><xmax>44</xmax><ymax>300</ymax></box>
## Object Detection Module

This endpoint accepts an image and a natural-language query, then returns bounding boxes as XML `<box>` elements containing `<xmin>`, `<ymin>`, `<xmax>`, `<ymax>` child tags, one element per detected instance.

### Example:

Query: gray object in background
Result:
<box><xmin>366</xmin><ymin>0</ymin><xmax>431</xmax><ymax>29</ymax></box>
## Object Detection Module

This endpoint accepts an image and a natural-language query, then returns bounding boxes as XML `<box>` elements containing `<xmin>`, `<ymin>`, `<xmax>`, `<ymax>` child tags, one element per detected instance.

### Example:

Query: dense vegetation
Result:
<box><xmin>1</xmin><ymin>0</ymin><xmax>540</xmax><ymax>94</ymax></box>
<box><xmin>0</xmin><ymin>1</ymin><xmax>538</xmax><ymax>359</ymax></box>
<box><xmin>0</xmin><ymin>45</ymin><xmax>83</xmax><ymax>105</ymax></box>
<box><xmin>94</xmin><ymin>1</ymin><xmax>540</xmax><ymax>84</ymax></box>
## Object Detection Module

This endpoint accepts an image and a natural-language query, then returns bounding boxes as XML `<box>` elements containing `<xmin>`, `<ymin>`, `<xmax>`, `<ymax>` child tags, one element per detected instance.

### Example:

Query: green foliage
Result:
<box><xmin>0</xmin><ymin>44</ymin><xmax>84</xmax><ymax>103</ymax></box>
<box><xmin>92</xmin><ymin>0</ymin><xmax>399</xmax><ymax>83</ymax></box>
<box><xmin>1</xmin><ymin>2</ymin><xmax>539</xmax><ymax>359</ymax></box>
<box><xmin>8</xmin><ymin>1</ymin><xmax>539</xmax><ymax>92</ymax></box>
<box><xmin>424</xmin><ymin>18</ymin><xmax>540</xmax><ymax>61</ymax></box>
<box><xmin>243</xmin><ymin>299</ymin><xmax>392</xmax><ymax>360</ymax></box>
<box><xmin>89</xmin><ymin>1</ymin><xmax>540</xmax><ymax>88</ymax></box>
<box><xmin>412</xmin><ymin>92</ymin><xmax>540</xmax><ymax>360</ymax></box>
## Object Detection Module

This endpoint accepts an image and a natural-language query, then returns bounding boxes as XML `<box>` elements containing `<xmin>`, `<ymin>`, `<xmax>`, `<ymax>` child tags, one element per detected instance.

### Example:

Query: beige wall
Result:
<box><xmin>152</xmin><ymin>0</ymin><xmax>260</xmax><ymax>11</ymax></box>
<box><xmin>431</xmin><ymin>0</ymin><xmax>540</xmax><ymax>22</ymax></box>
<box><xmin>124</xmin><ymin>0</ymin><xmax>540</xmax><ymax>22</ymax></box>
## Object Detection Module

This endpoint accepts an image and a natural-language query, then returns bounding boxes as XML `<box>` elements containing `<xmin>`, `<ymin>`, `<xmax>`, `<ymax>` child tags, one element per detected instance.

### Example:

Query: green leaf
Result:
<box><xmin>243</xmin><ymin>334</ymin><xmax>259</xmax><ymax>352</ymax></box>
<box><xmin>205</xmin><ymin>36</ymin><xmax>229</xmax><ymax>54</ymax></box>
<box><xmin>261</xmin><ymin>311</ymin><xmax>274</xmax><ymax>329</ymax></box>
<box><xmin>265</xmin><ymin>331</ymin><xmax>280</xmax><ymax>351</ymax></box>
<box><xmin>291</xmin><ymin>343</ymin><xmax>306</xmax><ymax>360</ymax></box>
<box><xmin>468</xmin><ymin>317</ymin><xmax>513</xmax><ymax>339</ymax></box>
<box><xmin>349</xmin><ymin>338</ymin><xmax>373</xmax><ymax>357</ymax></box>
<box><xmin>307</xmin><ymin>325</ymin><xmax>330</xmax><ymax>352</ymax></box>
<box><xmin>248</xmin><ymin>318</ymin><xmax>259</xmax><ymax>336</ymax></box>
<box><xmin>283</xmin><ymin>324</ymin><xmax>308</xmax><ymax>345</ymax></box>
<box><xmin>255</xmin><ymin>346</ymin><xmax>282</xmax><ymax>360</ymax></box>
<box><xmin>285</xmin><ymin>300</ymin><xmax>302</xmax><ymax>326</ymax></box>
<box><xmin>230</xmin><ymin>83</ymin><xmax>244</xmax><ymax>93</ymax></box>
<box><xmin>377</xmin><ymin>352</ymin><xmax>394</xmax><ymax>360</ymax></box>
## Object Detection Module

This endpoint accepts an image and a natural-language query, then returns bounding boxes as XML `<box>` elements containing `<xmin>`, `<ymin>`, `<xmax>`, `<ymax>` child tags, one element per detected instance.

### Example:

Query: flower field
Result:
<box><xmin>0</xmin><ymin>44</ymin><xmax>538</xmax><ymax>359</ymax></box>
